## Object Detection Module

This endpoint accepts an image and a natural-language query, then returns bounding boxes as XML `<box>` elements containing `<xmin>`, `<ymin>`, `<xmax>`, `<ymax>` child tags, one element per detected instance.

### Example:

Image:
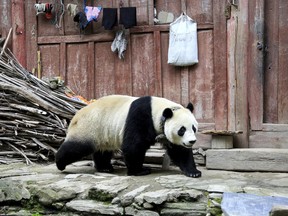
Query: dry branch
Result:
<box><xmin>0</xmin><ymin>49</ymin><xmax>87</xmax><ymax>164</ymax></box>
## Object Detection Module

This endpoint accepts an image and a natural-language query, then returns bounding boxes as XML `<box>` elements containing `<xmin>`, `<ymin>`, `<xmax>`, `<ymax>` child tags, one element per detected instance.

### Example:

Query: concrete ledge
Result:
<box><xmin>206</xmin><ymin>148</ymin><xmax>288</xmax><ymax>172</ymax></box>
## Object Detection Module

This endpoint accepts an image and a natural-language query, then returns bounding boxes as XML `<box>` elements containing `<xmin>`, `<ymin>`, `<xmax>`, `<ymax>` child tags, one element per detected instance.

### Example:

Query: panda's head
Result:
<box><xmin>162</xmin><ymin>103</ymin><xmax>198</xmax><ymax>148</ymax></box>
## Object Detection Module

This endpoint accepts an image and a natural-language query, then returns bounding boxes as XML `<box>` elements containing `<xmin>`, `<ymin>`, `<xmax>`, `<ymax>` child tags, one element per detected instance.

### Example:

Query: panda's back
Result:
<box><xmin>66</xmin><ymin>95</ymin><xmax>137</xmax><ymax>151</ymax></box>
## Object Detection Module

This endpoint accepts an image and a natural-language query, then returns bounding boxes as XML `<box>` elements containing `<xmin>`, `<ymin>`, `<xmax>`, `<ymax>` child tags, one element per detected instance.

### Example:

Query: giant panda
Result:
<box><xmin>56</xmin><ymin>95</ymin><xmax>201</xmax><ymax>178</ymax></box>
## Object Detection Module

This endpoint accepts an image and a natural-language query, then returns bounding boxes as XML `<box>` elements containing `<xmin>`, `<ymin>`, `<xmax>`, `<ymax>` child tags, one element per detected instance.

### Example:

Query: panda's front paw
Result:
<box><xmin>184</xmin><ymin>169</ymin><xmax>202</xmax><ymax>178</ymax></box>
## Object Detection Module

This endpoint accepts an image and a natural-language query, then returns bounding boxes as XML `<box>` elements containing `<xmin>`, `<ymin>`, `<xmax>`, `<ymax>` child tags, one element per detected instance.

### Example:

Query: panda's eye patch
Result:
<box><xmin>178</xmin><ymin>126</ymin><xmax>186</xmax><ymax>136</ymax></box>
<box><xmin>192</xmin><ymin>125</ymin><xmax>197</xmax><ymax>133</ymax></box>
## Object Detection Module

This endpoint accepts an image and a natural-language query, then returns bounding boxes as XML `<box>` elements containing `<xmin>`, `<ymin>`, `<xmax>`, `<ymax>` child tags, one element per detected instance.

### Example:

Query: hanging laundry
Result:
<box><xmin>119</xmin><ymin>7</ymin><xmax>137</xmax><ymax>28</ymax></box>
<box><xmin>67</xmin><ymin>4</ymin><xmax>78</xmax><ymax>17</ymax></box>
<box><xmin>73</xmin><ymin>12</ymin><xmax>89</xmax><ymax>30</ymax></box>
<box><xmin>85</xmin><ymin>6</ymin><xmax>102</xmax><ymax>22</ymax></box>
<box><xmin>111</xmin><ymin>30</ymin><xmax>127</xmax><ymax>59</ymax></box>
<box><xmin>74</xmin><ymin>0</ymin><xmax>102</xmax><ymax>30</ymax></box>
<box><xmin>34</xmin><ymin>3</ymin><xmax>53</xmax><ymax>20</ymax></box>
<box><xmin>102</xmin><ymin>8</ymin><xmax>118</xmax><ymax>30</ymax></box>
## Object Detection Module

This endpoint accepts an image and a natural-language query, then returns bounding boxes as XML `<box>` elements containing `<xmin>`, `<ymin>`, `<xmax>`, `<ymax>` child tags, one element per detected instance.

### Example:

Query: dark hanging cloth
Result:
<box><xmin>102</xmin><ymin>8</ymin><xmax>118</xmax><ymax>30</ymax></box>
<box><xmin>73</xmin><ymin>12</ymin><xmax>89</xmax><ymax>30</ymax></box>
<box><xmin>120</xmin><ymin>7</ymin><xmax>137</xmax><ymax>28</ymax></box>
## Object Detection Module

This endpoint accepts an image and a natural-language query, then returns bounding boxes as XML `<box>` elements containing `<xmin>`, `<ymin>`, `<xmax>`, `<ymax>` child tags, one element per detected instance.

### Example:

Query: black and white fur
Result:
<box><xmin>56</xmin><ymin>95</ymin><xmax>201</xmax><ymax>178</ymax></box>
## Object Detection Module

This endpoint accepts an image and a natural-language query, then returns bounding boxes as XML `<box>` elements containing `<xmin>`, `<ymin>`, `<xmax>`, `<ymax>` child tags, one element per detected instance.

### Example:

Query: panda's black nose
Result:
<box><xmin>189</xmin><ymin>140</ymin><xmax>196</xmax><ymax>145</ymax></box>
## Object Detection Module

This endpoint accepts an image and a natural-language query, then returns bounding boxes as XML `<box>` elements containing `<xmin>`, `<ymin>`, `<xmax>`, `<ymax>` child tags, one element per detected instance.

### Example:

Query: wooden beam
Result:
<box><xmin>263</xmin><ymin>0</ymin><xmax>279</xmax><ymax>123</ymax></box>
<box><xmin>154</xmin><ymin>30</ymin><xmax>163</xmax><ymax>97</ymax></box>
<box><xmin>278</xmin><ymin>0</ymin><xmax>288</xmax><ymax>123</ymax></box>
<box><xmin>25</xmin><ymin>0</ymin><xmax>38</xmax><ymax>72</ymax></box>
<box><xmin>12</xmin><ymin>0</ymin><xmax>26</xmax><ymax>67</ymax></box>
<box><xmin>233</xmin><ymin>0</ymin><xmax>249</xmax><ymax>148</ymax></box>
<box><xmin>227</xmin><ymin>12</ymin><xmax>237</xmax><ymax>131</ymax></box>
<box><xmin>248</xmin><ymin>0</ymin><xmax>264</xmax><ymax>130</ymax></box>
<box><xmin>38</xmin><ymin>32</ymin><xmax>115</xmax><ymax>44</ymax></box>
<box><xmin>213</xmin><ymin>0</ymin><xmax>228</xmax><ymax>130</ymax></box>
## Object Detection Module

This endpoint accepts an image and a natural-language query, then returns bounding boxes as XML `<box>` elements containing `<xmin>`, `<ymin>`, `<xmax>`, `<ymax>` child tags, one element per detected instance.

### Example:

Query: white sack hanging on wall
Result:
<box><xmin>168</xmin><ymin>13</ymin><xmax>198</xmax><ymax>66</ymax></box>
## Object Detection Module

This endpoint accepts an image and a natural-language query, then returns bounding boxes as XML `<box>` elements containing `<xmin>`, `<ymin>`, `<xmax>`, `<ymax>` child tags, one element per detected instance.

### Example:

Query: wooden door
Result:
<box><xmin>248</xmin><ymin>0</ymin><xmax>288</xmax><ymax>148</ymax></box>
<box><xmin>18</xmin><ymin>0</ymin><xmax>227</xmax><ymax>149</ymax></box>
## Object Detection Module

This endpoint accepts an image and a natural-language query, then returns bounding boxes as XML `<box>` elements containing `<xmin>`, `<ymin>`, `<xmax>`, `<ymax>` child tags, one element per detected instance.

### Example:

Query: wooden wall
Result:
<box><xmin>5</xmin><ymin>1</ymin><xmax>288</xmax><ymax>149</ymax></box>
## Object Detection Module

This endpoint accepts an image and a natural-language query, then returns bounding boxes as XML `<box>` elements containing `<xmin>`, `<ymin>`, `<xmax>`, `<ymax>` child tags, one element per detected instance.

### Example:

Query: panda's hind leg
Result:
<box><xmin>56</xmin><ymin>139</ymin><xmax>95</xmax><ymax>171</ymax></box>
<box><xmin>93</xmin><ymin>151</ymin><xmax>114</xmax><ymax>173</ymax></box>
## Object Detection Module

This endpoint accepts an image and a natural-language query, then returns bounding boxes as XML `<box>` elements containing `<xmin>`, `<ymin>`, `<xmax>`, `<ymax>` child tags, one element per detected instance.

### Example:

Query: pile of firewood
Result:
<box><xmin>0</xmin><ymin>50</ymin><xmax>86</xmax><ymax>164</ymax></box>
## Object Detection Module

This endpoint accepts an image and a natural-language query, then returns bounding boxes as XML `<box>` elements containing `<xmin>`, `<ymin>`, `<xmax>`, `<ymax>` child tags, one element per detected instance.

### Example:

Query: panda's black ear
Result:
<box><xmin>187</xmin><ymin>102</ymin><xmax>194</xmax><ymax>113</ymax></box>
<box><xmin>162</xmin><ymin>108</ymin><xmax>173</xmax><ymax>120</ymax></box>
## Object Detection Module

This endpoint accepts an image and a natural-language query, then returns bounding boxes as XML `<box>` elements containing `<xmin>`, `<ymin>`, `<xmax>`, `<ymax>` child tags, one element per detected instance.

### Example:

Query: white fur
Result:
<box><xmin>66</xmin><ymin>95</ymin><xmax>136</xmax><ymax>151</ymax></box>
<box><xmin>66</xmin><ymin>95</ymin><xmax>198</xmax><ymax>151</ymax></box>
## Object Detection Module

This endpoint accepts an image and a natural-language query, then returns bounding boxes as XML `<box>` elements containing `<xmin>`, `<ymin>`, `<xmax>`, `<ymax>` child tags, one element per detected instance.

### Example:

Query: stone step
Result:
<box><xmin>206</xmin><ymin>148</ymin><xmax>288</xmax><ymax>172</ymax></box>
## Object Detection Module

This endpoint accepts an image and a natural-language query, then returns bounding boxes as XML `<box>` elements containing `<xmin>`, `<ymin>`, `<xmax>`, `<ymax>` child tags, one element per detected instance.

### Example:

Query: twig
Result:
<box><xmin>0</xmin><ymin>28</ymin><xmax>12</xmax><ymax>56</ymax></box>
<box><xmin>8</xmin><ymin>143</ymin><xmax>34</xmax><ymax>165</ymax></box>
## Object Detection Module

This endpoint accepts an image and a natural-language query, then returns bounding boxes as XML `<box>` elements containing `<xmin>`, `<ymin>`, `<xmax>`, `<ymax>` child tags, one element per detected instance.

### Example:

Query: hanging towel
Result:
<box><xmin>102</xmin><ymin>8</ymin><xmax>118</xmax><ymax>30</ymax></box>
<box><xmin>120</xmin><ymin>7</ymin><xmax>137</xmax><ymax>28</ymax></box>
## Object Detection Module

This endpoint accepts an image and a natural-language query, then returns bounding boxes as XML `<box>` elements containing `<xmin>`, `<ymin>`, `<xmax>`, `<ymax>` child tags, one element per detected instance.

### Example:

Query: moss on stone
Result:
<box><xmin>88</xmin><ymin>190</ymin><xmax>114</xmax><ymax>202</ymax></box>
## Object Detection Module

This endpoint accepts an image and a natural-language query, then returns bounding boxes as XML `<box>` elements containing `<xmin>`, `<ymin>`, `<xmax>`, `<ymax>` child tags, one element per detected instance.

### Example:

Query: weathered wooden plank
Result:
<box><xmin>130</xmin><ymin>0</ymin><xmax>154</xmax><ymax>26</ymax></box>
<box><xmin>87</xmin><ymin>42</ymin><xmax>95</xmax><ymax>100</ymax></box>
<box><xmin>233</xmin><ymin>1</ymin><xmax>249</xmax><ymax>147</ymax></box>
<box><xmin>114</xmin><ymin>32</ymin><xmax>132</xmax><ymax>96</ymax></box>
<box><xmin>66</xmin><ymin>43</ymin><xmax>89</xmax><ymax>98</ymax></box>
<box><xmin>189</xmin><ymin>30</ymin><xmax>214</xmax><ymax>122</ymax></box>
<box><xmin>263</xmin><ymin>0</ymin><xmax>279</xmax><ymax>123</ymax></box>
<box><xmin>131</xmin><ymin>33</ymin><xmax>155</xmax><ymax>96</ymax></box>
<box><xmin>154</xmin><ymin>31</ymin><xmax>162</xmax><ymax>97</ymax></box>
<box><xmin>94</xmin><ymin>42</ymin><xmax>115</xmax><ymax>98</ymax></box>
<box><xmin>39</xmin><ymin>45</ymin><xmax>60</xmax><ymax>78</ymax></box>
<box><xmin>248</xmin><ymin>0</ymin><xmax>264</xmax><ymax>130</ymax></box>
<box><xmin>187</xmin><ymin>0</ymin><xmax>213</xmax><ymax>24</ymax></box>
<box><xmin>12</xmin><ymin>0</ymin><xmax>26</xmax><ymax>67</ymax></box>
<box><xmin>25</xmin><ymin>0</ymin><xmax>37</xmax><ymax>72</ymax></box>
<box><xmin>59</xmin><ymin>42</ymin><xmax>66</xmax><ymax>83</ymax></box>
<box><xmin>262</xmin><ymin>123</ymin><xmax>288</xmax><ymax>132</ymax></box>
<box><xmin>207</xmin><ymin>149</ymin><xmax>288</xmax><ymax>172</ymax></box>
<box><xmin>278</xmin><ymin>0</ymin><xmax>288</xmax><ymax>124</ymax></box>
<box><xmin>227</xmin><ymin>14</ymin><xmax>237</xmax><ymax>131</ymax></box>
<box><xmin>160</xmin><ymin>32</ymin><xmax>182</xmax><ymax>103</ymax></box>
<box><xmin>37</xmin><ymin>24</ymin><xmax>214</xmax><ymax>45</ymax></box>
<box><xmin>249</xmin><ymin>131</ymin><xmax>288</xmax><ymax>149</ymax></box>
<box><xmin>213</xmin><ymin>0</ymin><xmax>228</xmax><ymax>130</ymax></box>
<box><xmin>180</xmin><ymin>67</ymin><xmax>189</xmax><ymax>106</ymax></box>
<box><xmin>130</xmin><ymin>24</ymin><xmax>214</xmax><ymax>33</ymax></box>
<box><xmin>1</xmin><ymin>0</ymin><xmax>12</xmax><ymax>40</ymax></box>
<box><xmin>38</xmin><ymin>32</ymin><xmax>115</xmax><ymax>44</ymax></box>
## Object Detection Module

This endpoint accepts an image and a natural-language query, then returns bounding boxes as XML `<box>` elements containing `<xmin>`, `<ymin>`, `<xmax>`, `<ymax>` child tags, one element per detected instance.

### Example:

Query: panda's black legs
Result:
<box><xmin>122</xmin><ymin>148</ymin><xmax>151</xmax><ymax>176</ymax></box>
<box><xmin>93</xmin><ymin>151</ymin><xmax>114</xmax><ymax>173</ymax></box>
<box><xmin>166</xmin><ymin>144</ymin><xmax>201</xmax><ymax>178</ymax></box>
<box><xmin>56</xmin><ymin>139</ymin><xmax>95</xmax><ymax>171</ymax></box>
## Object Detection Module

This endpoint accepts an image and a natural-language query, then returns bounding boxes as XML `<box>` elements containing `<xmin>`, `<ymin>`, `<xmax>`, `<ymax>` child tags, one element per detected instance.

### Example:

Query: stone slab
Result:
<box><xmin>221</xmin><ymin>192</ymin><xmax>288</xmax><ymax>216</ymax></box>
<box><xmin>206</xmin><ymin>148</ymin><xmax>288</xmax><ymax>172</ymax></box>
